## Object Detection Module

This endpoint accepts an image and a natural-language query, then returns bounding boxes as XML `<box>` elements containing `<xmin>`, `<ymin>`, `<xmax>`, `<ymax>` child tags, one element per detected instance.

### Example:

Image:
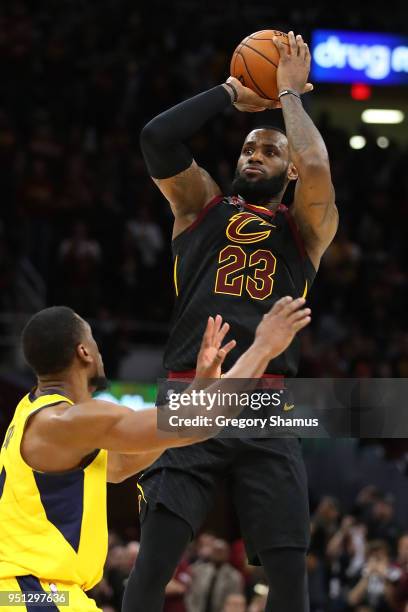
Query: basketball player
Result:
<box><xmin>123</xmin><ymin>32</ymin><xmax>338</xmax><ymax>612</ymax></box>
<box><xmin>0</xmin><ymin>299</ymin><xmax>310</xmax><ymax>611</ymax></box>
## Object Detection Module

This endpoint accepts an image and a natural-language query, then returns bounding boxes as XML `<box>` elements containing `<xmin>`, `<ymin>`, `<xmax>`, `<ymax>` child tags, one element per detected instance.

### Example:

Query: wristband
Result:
<box><xmin>224</xmin><ymin>81</ymin><xmax>238</xmax><ymax>104</ymax></box>
<box><xmin>278</xmin><ymin>89</ymin><xmax>301</xmax><ymax>99</ymax></box>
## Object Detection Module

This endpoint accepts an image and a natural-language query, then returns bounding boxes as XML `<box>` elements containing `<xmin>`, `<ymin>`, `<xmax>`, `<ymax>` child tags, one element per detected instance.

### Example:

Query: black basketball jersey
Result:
<box><xmin>164</xmin><ymin>195</ymin><xmax>316</xmax><ymax>376</ymax></box>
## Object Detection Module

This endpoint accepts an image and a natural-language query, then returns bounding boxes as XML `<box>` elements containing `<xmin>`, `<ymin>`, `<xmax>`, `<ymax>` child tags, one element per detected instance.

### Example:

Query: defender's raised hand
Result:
<box><xmin>196</xmin><ymin>315</ymin><xmax>236</xmax><ymax>379</ymax></box>
<box><xmin>273</xmin><ymin>31</ymin><xmax>314</xmax><ymax>96</ymax></box>
<box><xmin>254</xmin><ymin>296</ymin><xmax>311</xmax><ymax>359</ymax></box>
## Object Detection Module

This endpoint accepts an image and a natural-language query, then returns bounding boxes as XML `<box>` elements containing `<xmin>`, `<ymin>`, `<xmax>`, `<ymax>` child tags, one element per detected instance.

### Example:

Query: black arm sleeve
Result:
<box><xmin>140</xmin><ymin>85</ymin><xmax>231</xmax><ymax>179</ymax></box>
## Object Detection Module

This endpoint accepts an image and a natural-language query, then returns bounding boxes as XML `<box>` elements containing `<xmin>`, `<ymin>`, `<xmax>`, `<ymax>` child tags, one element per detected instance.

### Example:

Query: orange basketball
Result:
<box><xmin>230</xmin><ymin>30</ymin><xmax>289</xmax><ymax>101</ymax></box>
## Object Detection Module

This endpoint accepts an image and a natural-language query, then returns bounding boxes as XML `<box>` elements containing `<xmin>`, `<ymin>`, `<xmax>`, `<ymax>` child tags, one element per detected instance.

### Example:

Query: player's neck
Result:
<box><xmin>37</xmin><ymin>371</ymin><xmax>92</xmax><ymax>404</ymax></box>
<box><xmin>245</xmin><ymin>197</ymin><xmax>281</xmax><ymax>212</ymax></box>
<box><xmin>264</xmin><ymin>198</ymin><xmax>281</xmax><ymax>212</ymax></box>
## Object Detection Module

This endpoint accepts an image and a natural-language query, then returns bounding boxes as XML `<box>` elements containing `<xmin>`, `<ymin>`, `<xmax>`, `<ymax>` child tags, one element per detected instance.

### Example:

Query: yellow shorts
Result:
<box><xmin>0</xmin><ymin>577</ymin><xmax>101</xmax><ymax>611</ymax></box>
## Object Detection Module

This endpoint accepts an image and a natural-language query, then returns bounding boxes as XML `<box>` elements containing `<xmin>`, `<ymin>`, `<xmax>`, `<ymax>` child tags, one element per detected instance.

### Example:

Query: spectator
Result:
<box><xmin>103</xmin><ymin>542</ymin><xmax>138</xmax><ymax>609</ymax></box>
<box><xmin>394</xmin><ymin>534</ymin><xmax>408</xmax><ymax>612</ymax></box>
<box><xmin>310</xmin><ymin>496</ymin><xmax>341</xmax><ymax>557</ymax></box>
<box><xmin>126</xmin><ymin>206</ymin><xmax>164</xmax><ymax>269</ymax></box>
<box><xmin>326</xmin><ymin>515</ymin><xmax>367</xmax><ymax>610</ymax></box>
<box><xmin>193</xmin><ymin>533</ymin><xmax>217</xmax><ymax>563</ymax></box>
<box><xmin>186</xmin><ymin>538</ymin><xmax>243</xmax><ymax>612</ymax></box>
<box><xmin>57</xmin><ymin>221</ymin><xmax>102</xmax><ymax>316</ymax></box>
<box><xmin>347</xmin><ymin>540</ymin><xmax>400</xmax><ymax>612</ymax></box>
<box><xmin>222</xmin><ymin>593</ymin><xmax>247</xmax><ymax>612</ymax></box>
<box><xmin>367</xmin><ymin>494</ymin><xmax>400</xmax><ymax>552</ymax></box>
<box><xmin>247</xmin><ymin>592</ymin><xmax>268</xmax><ymax>612</ymax></box>
<box><xmin>307</xmin><ymin>550</ymin><xmax>327</xmax><ymax>612</ymax></box>
<box><xmin>164</xmin><ymin>556</ymin><xmax>191</xmax><ymax>612</ymax></box>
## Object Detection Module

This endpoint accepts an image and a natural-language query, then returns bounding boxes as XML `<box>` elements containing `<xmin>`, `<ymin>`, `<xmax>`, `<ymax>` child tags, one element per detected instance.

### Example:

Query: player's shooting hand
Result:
<box><xmin>254</xmin><ymin>296</ymin><xmax>311</xmax><ymax>359</ymax></box>
<box><xmin>273</xmin><ymin>31</ymin><xmax>314</xmax><ymax>96</ymax></box>
<box><xmin>223</xmin><ymin>77</ymin><xmax>281</xmax><ymax>112</ymax></box>
<box><xmin>196</xmin><ymin>315</ymin><xmax>236</xmax><ymax>379</ymax></box>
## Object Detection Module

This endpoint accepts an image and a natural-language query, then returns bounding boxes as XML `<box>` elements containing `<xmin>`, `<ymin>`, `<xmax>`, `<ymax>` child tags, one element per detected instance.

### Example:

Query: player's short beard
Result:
<box><xmin>89</xmin><ymin>376</ymin><xmax>109</xmax><ymax>392</ymax></box>
<box><xmin>230</xmin><ymin>168</ymin><xmax>287</xmax><ymax>204</ymax></box>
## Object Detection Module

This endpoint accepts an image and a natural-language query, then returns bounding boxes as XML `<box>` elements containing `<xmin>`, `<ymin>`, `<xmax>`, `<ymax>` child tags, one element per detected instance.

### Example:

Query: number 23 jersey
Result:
<box><xmin>164</xmin><ymin>195</ymin><xmax>316</xmax><ymax>376</ymax></box>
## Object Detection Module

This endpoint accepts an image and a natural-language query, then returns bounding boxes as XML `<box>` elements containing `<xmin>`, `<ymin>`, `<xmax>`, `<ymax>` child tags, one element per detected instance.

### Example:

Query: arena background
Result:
<box><xmin>0</xmin><ymin>1</ymin><xmax>407</xmax><ymax>611</ymax></box>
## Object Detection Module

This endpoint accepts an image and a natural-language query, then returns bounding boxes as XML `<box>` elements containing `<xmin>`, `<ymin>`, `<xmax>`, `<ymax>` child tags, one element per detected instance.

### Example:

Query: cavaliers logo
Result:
<box><xmin>226</xmin><ymin>212</ymin><xmax>275</xmax><ymax>244</ymax></box>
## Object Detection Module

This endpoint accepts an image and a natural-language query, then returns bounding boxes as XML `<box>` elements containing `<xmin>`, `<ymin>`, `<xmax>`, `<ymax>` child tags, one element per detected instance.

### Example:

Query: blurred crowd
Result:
<box><xmin>0</xmin><ymin>2</ymin><xmax>407</xmax><ymax>610</ymax></box>
<box><xmin>90</xmin><ymin>487</ymin><xmax>408</xmax><ymax>612</ymax></box>
<box><xmin>0</xmin><ymin>0</ymin><xmax>407</xmax><ymax>378</ymax></box>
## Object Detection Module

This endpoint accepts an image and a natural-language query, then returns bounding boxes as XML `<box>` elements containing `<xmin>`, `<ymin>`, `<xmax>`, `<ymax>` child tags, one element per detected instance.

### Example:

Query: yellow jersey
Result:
<box><xmin>0</xmin><ymin>390</ymin><xmax>107</xmax><ymax>591</ymax></box>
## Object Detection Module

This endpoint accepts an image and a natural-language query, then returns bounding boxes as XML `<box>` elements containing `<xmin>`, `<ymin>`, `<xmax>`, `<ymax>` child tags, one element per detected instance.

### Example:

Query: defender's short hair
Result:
<box><xmin>22</xmin><ymin>306</ymin><xmax>85</xmax><ymax>376</ymax></box>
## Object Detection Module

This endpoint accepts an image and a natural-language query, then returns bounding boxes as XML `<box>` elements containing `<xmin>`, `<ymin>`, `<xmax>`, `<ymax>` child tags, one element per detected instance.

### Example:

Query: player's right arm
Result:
<box><xmin>24</xmin><ymin>297</ymin><xmax>310</xmax><ymax>472</ymax></box>
<box><xmin>140</xmin><ymin>81</ymin><xmax>274</xmax><ymax>235</ymax></box>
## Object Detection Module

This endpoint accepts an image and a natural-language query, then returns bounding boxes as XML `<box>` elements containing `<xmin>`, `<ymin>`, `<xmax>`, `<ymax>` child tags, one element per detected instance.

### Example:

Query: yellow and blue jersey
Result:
<box><xmin>0</xmin><ymin>390</ymin><xmax>108</xmax><ymax>594</ymax></box>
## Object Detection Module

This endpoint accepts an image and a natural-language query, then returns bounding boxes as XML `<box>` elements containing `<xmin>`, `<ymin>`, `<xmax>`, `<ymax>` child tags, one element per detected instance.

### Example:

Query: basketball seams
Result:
<box><xmin>247</xmin><ymin>31</ymin><xmax>290</xmax><ymax>49</ymax></box>
<box><xmin>231</xmin><ymin>29</ymin><xmax>289</xmax><ymax>101</ymax></box>
<box><xmin>249</xmin><ymin>30</ymin><xmax>288</xmax><ymax>40</ymax></box>
<box><xmin>236</xmin><ymin>51</ymin><xmax>273</xmax><ymax>100</ymax></box>
<box><xmin>231</xmin><ymin>41</ymin><xmax>245</xmax><ymax>79</ymax></box>
<box><xmin>235</xmin><ymin>51</ymin><xmax>266</xmax><ymax>98</ymax></box>
<box><xmin>240</xmin><ymin>42</ymin><xmax>278</xmax><ymax>68</ymax></box>
<box><xmin>248</xmin><ymin>38</ymin><xmax>290</xmax><ymax>46</ymax></box>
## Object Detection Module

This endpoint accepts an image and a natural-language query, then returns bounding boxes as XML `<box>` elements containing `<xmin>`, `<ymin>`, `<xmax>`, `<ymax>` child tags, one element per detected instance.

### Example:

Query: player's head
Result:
<box><xmin>22</xmin><ymin>306</ymin><xmax>107</xmax><ymax>392</ymax></box>
<box><xmin>231</xmin><ymin>127</ymin><xmax>298</xmax><ymax>204</ymax></box>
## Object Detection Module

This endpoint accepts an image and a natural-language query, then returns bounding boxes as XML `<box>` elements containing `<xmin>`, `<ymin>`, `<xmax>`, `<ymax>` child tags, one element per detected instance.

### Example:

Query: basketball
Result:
<box><xmin>230</xmin><ymin>30</ymin><xmax>289</xmax><ymax>101</ymax></box>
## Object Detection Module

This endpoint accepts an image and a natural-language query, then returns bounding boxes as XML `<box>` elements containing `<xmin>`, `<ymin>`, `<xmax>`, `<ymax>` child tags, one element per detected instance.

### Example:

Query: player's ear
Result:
<box><xmin>287</xmin><ymin>162</ymin><xmax>298</xmax><ymax>182</ymax></box>
<box><xmin>76</xmin><ymin>343</ymin><xmax>93</xmax><ymax>364</ymax></box>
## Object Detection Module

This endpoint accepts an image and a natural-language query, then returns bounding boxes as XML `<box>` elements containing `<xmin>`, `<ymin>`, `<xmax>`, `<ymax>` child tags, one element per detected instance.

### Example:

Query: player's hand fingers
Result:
<box><xmin>201</xmin><ymin>316</ymin><xmax>214</xmax><ymax>348</ymax></box>
<box><xmin>215</xmin><ymin>321</ymin><xmax>230</xmax><ymax>348</ymax></box>
<box><xmin>280</xmin><ymin>297</ymin><xmax>306</xmax><ymax>317</ymax></box>
<box><xmin>305</xmin><ymin>43</ymin><xmax>312</xmax><ymax>66</ymax></box>
<box><xmin>291</xmin><ymin>315</ymin><xmax>311</xmax><ymax>332</ymax></box>
<box><xmin>234</xmin><ymin>103</ymin><xmax>267</xmax><ymax>113</ymax></box>
<box><xmin>268</xmin><ymin>296</ymin><xmax>293</xmax><ymax>316</ymax></box>
<box><xmin>299</xmin><ymin>38</ymin><xmax>308</xmax><ymax>61</ymax></box>
<box><xmin>288</xmin><ymin>31</ymin><xmax>297</xmax><ymax>55</ymax></box>
<box><xmin>220</xmin><ymin>339</ymin><xmax>236</xmax><ymax>357</ymax></box>
<box><xmin>213</xmin><ymin>314</ymin><xmax>223</xmax><ymax>339</ymax></box>
<box><xmin>251</xmin><ymin>92</ymin><xmax>275</xmax><ymax>108</ymax></box>
<box><xmin>265</xmin><ymin>99</ymin><xmax>281</xmax><ymax>110</ymax></box>
<box><xmin>296</xmin><ymin>34</ymin><xmax>304</xmax><ymax>56</ymax></box>
<box><xmin>288</xmin><ymin>307</ymin><xmax>312</xmax><ymax>323</ymax></box>
<box><xmin>212</xmin><ymin>340</ymin><xmax>236</xmax><ymax>367</ymax></box>
<box><xmin>272</xmin><ymin>37</ymin><xmax>286</xmax><ymax>58</ymax></box>
<box><xmin>212</xmin><ymin>349</ymin><xmax>225</xmax><ymax>364</ymax></box>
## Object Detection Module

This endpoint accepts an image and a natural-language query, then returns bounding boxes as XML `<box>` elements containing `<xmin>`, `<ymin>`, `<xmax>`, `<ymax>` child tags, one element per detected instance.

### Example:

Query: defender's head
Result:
<box><xmin>231</xmin><ymin>127</ymin><xmax>298</xmax><ymax>205</ymax></box>
<box><xmin>22</xmin><ymin>306</ymin><xmax>107</xmax><ymax>392</ymax></box>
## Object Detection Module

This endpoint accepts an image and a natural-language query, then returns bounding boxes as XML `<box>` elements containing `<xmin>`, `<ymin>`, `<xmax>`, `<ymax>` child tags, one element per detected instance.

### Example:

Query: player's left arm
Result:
<box><xmin>106</xmin><ymin>315</ymin><xmax>237</xmax><ymax>483</ymax></box>
<box><xmin>274</xmin><ymin>31</ymin><xmax>339</xmax><ymax>270</ymax></box>
<box><xmin>107</xmin><ymin>450</ymin><xmax>163</xmax><ymax>483</ymax></box>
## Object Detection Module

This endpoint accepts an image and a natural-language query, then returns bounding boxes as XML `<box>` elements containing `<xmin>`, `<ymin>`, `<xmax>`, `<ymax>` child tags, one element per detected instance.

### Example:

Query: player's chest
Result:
<box><xmin>186</xmin><ymin>205</ymin><xmax>290</xmax><ymax>260</ymax></box>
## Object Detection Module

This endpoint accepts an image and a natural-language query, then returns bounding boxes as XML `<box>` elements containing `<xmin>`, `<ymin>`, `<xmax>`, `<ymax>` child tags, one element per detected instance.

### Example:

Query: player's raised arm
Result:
<box><xmin>140</xmin><ymin>81</ymin><xmax>275</xmax><ymax>234</ymax></box>
<box><xmin>273</xmin><ymin>31</ymin><xmax>339</xmax><ymax>269</ymax></box>
<box><xmin>28</xmin><ymin>298</ymin><xmax>310</xmax><ymax>473</ymax></box>
<box><xmin>108</xmin><ymin>297</ymin><xmax>310</xmax><ymax>481</ymax></box>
